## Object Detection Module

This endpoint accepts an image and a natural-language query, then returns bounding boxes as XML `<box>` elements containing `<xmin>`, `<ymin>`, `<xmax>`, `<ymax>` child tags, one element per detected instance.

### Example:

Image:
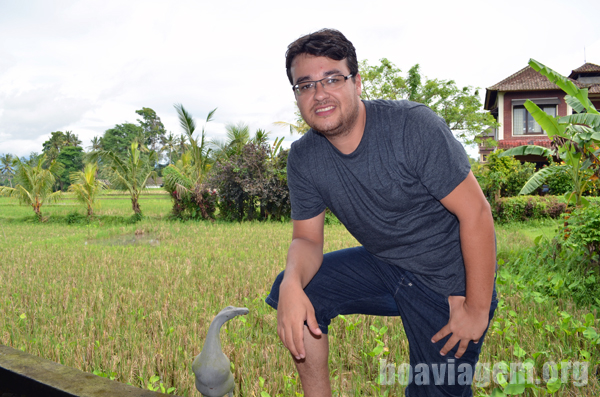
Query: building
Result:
<box><xmin>480</xmin><ymin>62</ymin><xmax>600</xmax><ymax>163</ymax></box>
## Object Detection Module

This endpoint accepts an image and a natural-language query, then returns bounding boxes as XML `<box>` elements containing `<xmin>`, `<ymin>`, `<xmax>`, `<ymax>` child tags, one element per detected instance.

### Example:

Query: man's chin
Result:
<box><xmin>310</xmin><ymin>123</ymin><xmax>347</xmax><ymax>139</ymax></box>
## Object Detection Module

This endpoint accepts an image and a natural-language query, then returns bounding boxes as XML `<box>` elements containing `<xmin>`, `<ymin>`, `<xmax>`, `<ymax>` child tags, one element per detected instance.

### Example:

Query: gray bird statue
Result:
<box><xmin>192</xmin><ymin>306</ymin><xmax>249</xmax><ymax>397</ymax></box>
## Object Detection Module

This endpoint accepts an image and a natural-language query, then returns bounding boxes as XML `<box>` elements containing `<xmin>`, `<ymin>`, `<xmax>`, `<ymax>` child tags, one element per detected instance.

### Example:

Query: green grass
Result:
<box><xmin>0</xmin><ymin>194</ymin><xmax>598</xmax><ymax>396</ymax></box>
<box><xmin>0</xmin><ymin>190</ymin><xmax>171</xmax><ymax>221</ymax></box>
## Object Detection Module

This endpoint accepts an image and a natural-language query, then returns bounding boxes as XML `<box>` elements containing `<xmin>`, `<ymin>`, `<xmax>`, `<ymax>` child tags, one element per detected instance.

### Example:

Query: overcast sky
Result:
<box><xmin>1</xmin><ymin>0</ymin><xmax>599</xmax><ymax>158</ymax></box>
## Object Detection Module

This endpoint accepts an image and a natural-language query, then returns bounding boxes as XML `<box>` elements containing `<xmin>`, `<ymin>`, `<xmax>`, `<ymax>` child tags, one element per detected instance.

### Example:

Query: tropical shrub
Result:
<box><xmin>207</xmin><ymin>143</ymin><xmax>290</xmax><ymax>221</ymax></box>
<box><xmin>506</xmin><ymin>234</ymin><xmax>600</xmax><ymax>307</ymax></box>
<box><xmin>561</xmin><ymin>204</ymin><xmax>600</xmax><ymax>270</ymax></box>
<box><xmin>68</xmin><ymin>163</ymin><xmax>106</xmax><ymax>217</ymax></box>
<box><xmin>492</xmin><ymin>196</ymin><xmax>567</xmax><ymax>223</ymax></box>
<box><xmin>164</xmin><ymin>166</ymin><xmax>217</xmax><ymax>220</ymax></box>
<box><xmin>498</xmin><ymin>59</ymin><xmax>600</xmax><ymax>207</ymax></box>
<box><xmin>0</xmin><ymin>154</ymin><xmax>63</xmax><ymax>221</ymax></box>
<box><xmin>474</xmin><ymin>150</ymin><xmax>535</xmax><ymax>201</ymax></box>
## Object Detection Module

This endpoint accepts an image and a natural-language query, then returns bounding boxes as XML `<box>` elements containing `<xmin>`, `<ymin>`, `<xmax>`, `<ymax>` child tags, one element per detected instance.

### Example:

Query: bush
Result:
<box><xmin>473</xmin><ymin>150</ymin><xmax>535</xmax><ymax>201</ymax></box>
<box><xmin>207</xmin><ymin>144</ymin><xmax>290</xmax><ymax>222</ymax></box>
<box><xmin>505</xmin><ymin>236</ymin><xmax>600</xmax><ymax>307</ymax></box>
<box><xmin>169</xmin><ymin>184</ymin><xmax>217</xmax><ymax>221</ymax></box>
<box><xmin>561</xmin><ymin>204</ymin><xmax>600</xmax><ymax>269</ymax></box>
<box><xmin>492</xmin><ymin>196</ymin><xmax>567</xmax><ymax>223</ymax></box>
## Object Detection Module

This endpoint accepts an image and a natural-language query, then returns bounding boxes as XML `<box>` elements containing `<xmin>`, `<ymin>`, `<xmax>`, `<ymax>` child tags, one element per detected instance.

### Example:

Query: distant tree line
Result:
<box><xmin>0</xmin><ymin>105</ymin><xmax>290</xmax><ymax>221</ymax></box>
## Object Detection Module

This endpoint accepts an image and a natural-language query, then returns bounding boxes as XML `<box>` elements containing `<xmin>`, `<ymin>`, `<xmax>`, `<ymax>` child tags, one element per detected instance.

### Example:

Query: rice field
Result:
<box><xmin>0</xmin><ymin>193</ymin><xmax>598</xmax><ymax>396</ymax></box>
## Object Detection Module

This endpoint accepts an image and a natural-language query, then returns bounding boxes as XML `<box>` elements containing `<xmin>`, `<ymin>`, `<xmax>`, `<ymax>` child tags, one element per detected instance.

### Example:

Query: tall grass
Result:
<box><xmin>0</xmin><ymin>197</ymin><xmax>598</xmax><ymax>396</ymax></box>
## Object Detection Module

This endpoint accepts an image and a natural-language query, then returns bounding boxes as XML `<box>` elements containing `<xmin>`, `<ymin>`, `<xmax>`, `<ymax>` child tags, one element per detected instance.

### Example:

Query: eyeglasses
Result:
<box><xmin>293</xmin><ymin>74</ymin><xmax>353</xmax><ymax>97</ymax></box>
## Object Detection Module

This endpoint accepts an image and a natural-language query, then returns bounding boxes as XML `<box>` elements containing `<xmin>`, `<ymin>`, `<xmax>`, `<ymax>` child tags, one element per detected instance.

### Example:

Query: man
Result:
<box><xmin>266</xmin><ymin>29</ymin><xmax>497</xmax><ymax>396</ymax></box>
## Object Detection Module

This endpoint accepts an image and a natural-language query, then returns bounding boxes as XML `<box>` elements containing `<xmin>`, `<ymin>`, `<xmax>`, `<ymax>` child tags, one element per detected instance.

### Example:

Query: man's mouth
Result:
<box><xmin>315</xmin><ymin>106</ymin><xmax>335</xmax><ymax>114</ymax></box>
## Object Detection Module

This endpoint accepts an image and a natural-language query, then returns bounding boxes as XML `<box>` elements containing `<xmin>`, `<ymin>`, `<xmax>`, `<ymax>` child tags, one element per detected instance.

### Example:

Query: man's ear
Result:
<box><xmin>354</xmin><ymin>73</ymin><xmax>362</xmax><ymax>97</ymax></box>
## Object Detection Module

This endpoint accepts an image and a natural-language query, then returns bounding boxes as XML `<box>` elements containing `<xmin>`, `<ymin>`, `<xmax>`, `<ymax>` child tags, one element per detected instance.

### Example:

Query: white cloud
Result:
<box><xmin>0</xmin><ymin>0</ymin><xmax>599</xmax><ymax>158</ymax></box>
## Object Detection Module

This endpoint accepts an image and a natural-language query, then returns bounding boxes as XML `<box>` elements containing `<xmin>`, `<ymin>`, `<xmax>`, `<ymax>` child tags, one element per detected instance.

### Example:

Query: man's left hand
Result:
<box><xmin>430</xmin><ymin>295</ymin><xmax>489</xmax><ymax>358</ymax></box>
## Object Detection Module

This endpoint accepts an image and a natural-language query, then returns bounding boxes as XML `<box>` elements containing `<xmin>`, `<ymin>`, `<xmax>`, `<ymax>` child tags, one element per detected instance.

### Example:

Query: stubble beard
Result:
<box><xmin>304</xmin><ymin>100</ymin><xmax>360</xmax><ymax>139</ymax></box>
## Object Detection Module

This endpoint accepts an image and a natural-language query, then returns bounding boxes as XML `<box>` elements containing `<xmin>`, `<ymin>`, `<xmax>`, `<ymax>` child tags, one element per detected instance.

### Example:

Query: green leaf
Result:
<box><xmin>513</xmin><ymin>342</ymin><xmax>526</xmax><ymax>358</ymax></box>
<box><xmin>260</xmin><ymin>392</ymin><xmax>272</xmax><ymax>397</ymax></box>
<box><xmin>565</xmin><ymin>95</ymin><xmax>587</xmax><ymax>114</ymax></box>
<box><xmin>519</xmin><ymin>166</ymin><xmax>562</xmax><ymax>195</ymax></box>
<box><xmin>498</xmin><ymin>145</ymin><xmax>553</xmax><ymax>159</ymax></box>
<box><xmin>529</xmin><ymin>59</ymin><xmax>599</xmax><ymax>115</ymax></box>
<box><xmin>584</xmin><ymin>313</ymin><xmax>595</xmax><ymax>326</ymax></box>
<box><xmin>370</xmin><ymin>342</ymin><xmax>385</xmax><ymax>356</ymax></box>
<box><xmin>583</xmin><ymin>327</ymin><xmax>598</xmax><ymax>340</ymax></box>
<box><xmin>490</xmin><ymin>388</ymin><xmax>506</xmax><ymax>397</ymax></box>
<box><xmin>503</xmin><ymin>383</ymin><xmax>526</xmax><ymax>395</ymax></box>
<box><xmin>559</xmin><ymin>113</ymin><xmax>600</xmax><ymax>129</ymax></box>
<box><xmin>524</xmin><ymin>101</ymin><xmax>565</xmax><ymax>138</ymax></box>
<box><xmin>546</xmin><ymin>378</ymin><xmax>562</xmax><ymax>393</ymax></box>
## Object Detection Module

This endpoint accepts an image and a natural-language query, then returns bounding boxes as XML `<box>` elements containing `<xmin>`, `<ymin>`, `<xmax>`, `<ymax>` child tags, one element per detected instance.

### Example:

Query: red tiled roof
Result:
<box><xmin>498</xmin><ymin>139</ymin><xmax>552</xmax><ymax>149</ymax></box>
<box><xmin>588</xmin><ymin>85</ymin><xmax>600</xmax><ymax>94</ymax></box>
<box><xmin>488</xmin><ymin>66</ymin><xmax>562</xmax><ymax>91</ymax></box>
<box><xmin>570</xmin><ymin>63</ymin><xmax>600</xmax><ymax>74</ymax></box>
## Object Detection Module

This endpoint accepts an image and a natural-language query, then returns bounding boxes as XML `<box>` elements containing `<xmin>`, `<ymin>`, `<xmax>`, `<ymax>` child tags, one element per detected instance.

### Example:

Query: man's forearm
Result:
<box><xmin>282</xmin><ymin>237</ymin><xmax>324</xmax><ymax>289</ymax></box>
<box><xmin>459</xmin><ymin>202</ymin><xmax>496</xmax><ymax>312</ymax></box>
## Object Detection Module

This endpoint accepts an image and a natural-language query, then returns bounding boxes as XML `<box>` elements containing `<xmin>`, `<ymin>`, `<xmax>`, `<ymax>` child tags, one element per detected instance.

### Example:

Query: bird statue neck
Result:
<box><xmin>202</xmin><ymin>313</ymin><xmax>229</xmax><ymax>355</ymax></box>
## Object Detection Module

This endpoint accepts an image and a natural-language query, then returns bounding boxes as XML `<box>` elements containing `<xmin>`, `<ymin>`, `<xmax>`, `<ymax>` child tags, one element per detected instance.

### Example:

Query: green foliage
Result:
<box><xmin>207</xmin><ymin>143</ymin><xmax>290</xmax><ymax>221</ymax></box>
<box><xmin>173</xmin><ymin>104</ymin><xmax>215</xmax><ymax>183</ymax></box>
<box><xmin>503</xmin><ymin>59</ymin><xmax>600</xmax><ymax>207</ymax></box>
<box><xmin>498</xmin><ymin>145</ymin><xmax>553</xmax><ymax>159</ymax></box>
<box><xmin>101</xmin><ymin>123</ymin><xmax>145</xmax><ymax>159</ymax></box>
<box><xmin>0</xmin><ymin>153</ymin><xmax>16</xmax><ymax>188</ymax></box>
<box><xmin>474</xmin><ymin>150</ymin><xmax>535</xmax><ymax>201</ymax></box>
<box><xmin>56</xmin><ymin>146</ymin><xmax>84</xmax><ymax>190</ymax></box>
<box><xmin>561</xmin><ymin>204</ymin><xmax>600</xmax><ymax>269</ymax></box>
<box><xmin>135</xmin><ymin>107</ymin><xmax>166</xmax><ymax>152</ymax></box>
<box><xmin>92</xmin><ymin>143</ymin><xmax>158</xmax><ymax>215</ymax></box>
<box><xmin>504</xmin><ymin>223</ymin><xmax>600</xmax><ymax>307</ymax></box>
<box><xmin>68</xmin><ymin>163</ymin><xmax>107</xmax><ymax>217</ymax></box>
<box><xmin>359</xmin><ymin>58</ymin><xmax>498</xmax><ymax>144</ymax></box>
<box><xmin>492</xmin><ymin>196</ymin><xmax>567</xmax><ymax>223</ymax></box>
<box><xmin>544</xmin><ymin>159</ymin><xmax>573</xmax><ymax>195</ymax></box>
<box><xmin>163</xmin><ymin>164</ymin><xmax>217</xmax><ymax>220</ymax></box>
<box><xmin>0</xmin><ymin>154</ymin><xmax>63</xmax><ymax>220</ymax></box>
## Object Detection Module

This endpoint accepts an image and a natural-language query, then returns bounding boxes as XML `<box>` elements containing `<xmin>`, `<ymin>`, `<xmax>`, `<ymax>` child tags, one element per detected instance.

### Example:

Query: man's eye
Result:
<box><xmin>299</xmin><ymin>83</ymin><xmax>314</xmax><ymax>91</ymax></box>
<box><xmin>326</xmin><ymin>77</ymin><xmax>341</xmax><ymax>85</ymax></box>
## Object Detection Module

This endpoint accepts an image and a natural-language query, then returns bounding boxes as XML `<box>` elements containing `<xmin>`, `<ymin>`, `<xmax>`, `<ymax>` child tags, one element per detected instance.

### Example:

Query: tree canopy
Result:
<box><xmin>359</xmin><ymin>58</ymin><xmax>498</xmax><ymax>145</ymax></box>
<box><xmin>136</xmin><ymin>107</ymin><xmax>166</xmax><ymax>152</ymax></box>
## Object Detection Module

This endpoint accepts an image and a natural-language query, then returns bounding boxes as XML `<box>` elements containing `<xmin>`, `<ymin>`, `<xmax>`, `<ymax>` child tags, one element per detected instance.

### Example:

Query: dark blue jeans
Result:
<box><xmin>266</xmin><ymin>246</ymin><xmax>497</xmax><ymax>397</ymax></box>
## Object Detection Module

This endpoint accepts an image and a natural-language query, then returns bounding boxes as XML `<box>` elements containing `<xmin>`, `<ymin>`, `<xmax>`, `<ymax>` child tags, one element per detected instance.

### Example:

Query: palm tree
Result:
<box><xmin>273</xmin><ymin>104</ymin><xmax>310</xmax><ymax>135</ymax></box>
<box><xmin>0</xmin><ymin>155</ymin><xmax>63</xmax><ymax>220</ymax></box>
<box><xmin>161</xmin><ymin>132</ymin><xmax>178</xmax><ymax>165</ymax></box>
<box><xmin>68</xmin><ymin>163</ymin><xmax>107</xmax><ymax>217</ymax></box>
<box><xmin>173</xmin><ymin>104</ymin><xmax>215</xmax><ymax>183</ymax></box>
<box><xmin>88</xmin><ymin>136</ymin><xmax>103</xmax><ymax>152</ymax></box>
<box><xmin>92</xmin><ymin>143</ymin><xmax>157</xmax><ymax>215</ymax></box>
<box><xmin>64</xmin><ymin>131</ymin><xmax>82</xmax><ymax>147</ymax></box>
<box><xmin>0</xmin><ymin>154</ymin><xmax>15</xmax><ymax>187</ymax></box>
<box><xmin>251</xmin><ymin>128</ymin><xmax>270</xmax><ymax>146</ymax></box>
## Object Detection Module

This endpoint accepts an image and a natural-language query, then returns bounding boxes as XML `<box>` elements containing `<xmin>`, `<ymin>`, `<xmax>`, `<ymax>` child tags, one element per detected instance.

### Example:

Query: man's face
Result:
<box><xmin>290</xmin><ymin>54</ymin><xmax>362</xmax><ymax>138</ymax></box>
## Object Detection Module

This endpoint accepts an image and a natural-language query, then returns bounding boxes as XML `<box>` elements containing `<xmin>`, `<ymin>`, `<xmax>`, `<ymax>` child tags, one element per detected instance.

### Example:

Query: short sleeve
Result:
<box><xmin>287</xmin><ymin>142</ymin><xmax>327</xmax><ymax>220</ymax></box>
<box><xmin>403</xmin><ymin>106</ymin><xmax>471</xmax><ymax>200</ymax></box>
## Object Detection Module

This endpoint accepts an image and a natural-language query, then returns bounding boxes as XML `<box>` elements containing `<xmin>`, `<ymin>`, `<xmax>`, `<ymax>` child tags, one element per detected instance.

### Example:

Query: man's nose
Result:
<box><xmin>313</xmin><ymin>82</ymin><xmax>329</xmax><ymax>100</ymax></box>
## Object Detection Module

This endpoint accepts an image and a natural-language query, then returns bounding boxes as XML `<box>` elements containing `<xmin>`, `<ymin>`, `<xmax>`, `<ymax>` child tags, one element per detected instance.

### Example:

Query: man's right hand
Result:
<box><xmin>276</xmin><ymin>280</ymin><xmax>322</xmax><ymax>360</ymax></box>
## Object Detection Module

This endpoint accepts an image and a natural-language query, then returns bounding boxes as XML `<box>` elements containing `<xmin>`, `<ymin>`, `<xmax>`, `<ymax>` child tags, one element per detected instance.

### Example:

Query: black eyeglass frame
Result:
<box><xmin>292</xmin><ymin>74</ymin><xmax>354</xmax><ymax>96</ymax></box>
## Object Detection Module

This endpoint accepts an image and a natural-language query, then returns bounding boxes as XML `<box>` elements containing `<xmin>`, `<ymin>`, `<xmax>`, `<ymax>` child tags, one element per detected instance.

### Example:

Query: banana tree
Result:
<box><xmin>499</xmin><ymin>59</ymin><xmax>600</xmax><ymax>207</ymax></box>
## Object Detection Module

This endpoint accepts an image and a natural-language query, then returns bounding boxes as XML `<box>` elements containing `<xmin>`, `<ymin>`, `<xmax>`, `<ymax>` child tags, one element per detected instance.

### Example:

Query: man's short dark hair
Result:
<box><xmin>285</xmin><ymin>29</ymin><xmax>358</xmax><ymax>85</ymax></box>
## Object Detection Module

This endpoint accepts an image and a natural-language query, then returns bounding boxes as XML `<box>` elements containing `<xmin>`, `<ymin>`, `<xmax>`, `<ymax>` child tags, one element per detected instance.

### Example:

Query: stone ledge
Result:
<box><xmin>0</xmin><ymin>345</ymin><xmax>179</xmax><ymax>397</ymax></box>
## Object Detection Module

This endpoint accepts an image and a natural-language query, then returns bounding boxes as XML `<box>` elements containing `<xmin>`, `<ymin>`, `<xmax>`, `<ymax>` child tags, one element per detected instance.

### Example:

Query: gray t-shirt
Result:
<box><xmin>287</xmin><ymin>100</ymin><xmax>472</xmax><ymax>296</ymax></box>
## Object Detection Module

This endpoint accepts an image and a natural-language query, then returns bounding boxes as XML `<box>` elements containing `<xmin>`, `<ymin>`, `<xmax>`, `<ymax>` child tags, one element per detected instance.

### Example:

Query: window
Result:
<box><xmin>513</xmin><ymin>105</ymin><xmax>556</xmax><ymax>135</ymax></box>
